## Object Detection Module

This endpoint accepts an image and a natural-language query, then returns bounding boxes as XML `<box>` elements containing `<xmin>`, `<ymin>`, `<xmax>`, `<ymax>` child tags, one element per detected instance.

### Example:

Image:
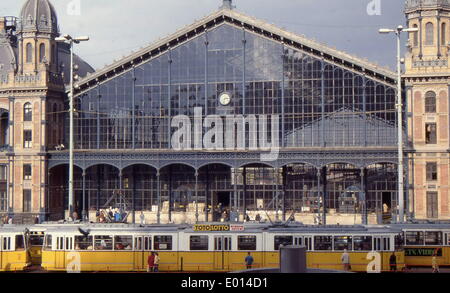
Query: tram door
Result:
<box><xmin>55</xmin><ymin>236</ymin><xmax>72</xmax><ymax>269</ymax></box>
<box><xmin>374</xmin><ymin>236</ymin><xmax>391</xmax><ymax>251</ymax></box>
<box><xmin>294</xmin><ymin>236</ymin><xmax>312</xmax><ymax>250</ymax></box>
<box><xmin>133</xmin><ymin>236</ymin><xmax>151</xmax><ymax>271</ymax></box>
<box><xmin>214</xmin><ymin>236</ymin><xmax>232</xmax><ymax>271</ymax></box>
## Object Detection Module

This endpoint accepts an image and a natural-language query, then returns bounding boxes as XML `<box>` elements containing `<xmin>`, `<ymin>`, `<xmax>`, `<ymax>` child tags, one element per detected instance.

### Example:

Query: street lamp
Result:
<box><xmin>55</xmin><ymin>34</ymin><xmax>89</xmax><ymax>221</ymax></box>
<box><xmin>378</xmin><ymin>25</ymin><xmax>418</xmax><ymax>223</ymax></box>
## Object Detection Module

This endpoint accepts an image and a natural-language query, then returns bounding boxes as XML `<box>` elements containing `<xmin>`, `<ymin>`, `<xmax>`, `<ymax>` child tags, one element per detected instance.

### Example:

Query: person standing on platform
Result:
<box><xmin>341</xmin><ymin>249</ymin><xmax>351</xmax><ymax>271</ymax></box>
<box><xmin>389</xmin><ymin>252</ymin><xmax>397</xmax><ymax>272</ymax></box>
<box><xmin>154</xmin><ymin>252</ymin><xmax>160</xmax><ymax>272</ymax></box>
<box><xmin>147</xmin><ymin>252</ymin><xmax>155</xmax><ymax>272</ymax></box>
<box><xmin>245</xmin><ymin>252</ymin><xmax>254</xmax><ymax>270</ymax></box>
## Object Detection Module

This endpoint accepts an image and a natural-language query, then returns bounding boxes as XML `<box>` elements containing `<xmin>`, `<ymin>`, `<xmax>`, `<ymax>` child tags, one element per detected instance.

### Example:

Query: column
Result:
<box><xmin>132</xmin><ymin>166</ymin><xmax>136</xmax><ymax>224</ymax></box>
<box><xmin>243</xmin><ymin>167</ymin><xmax>247</xmax><ymax>219</ymax></box>
<box><xmin>168</xmin><ymin>166</ymin><xmax>172</xmax><ymax>222</ymax></box>
<box><xmin>82</xmin><ymin>170</ymin><xmax>86</xmax><ymax>221</ymax></box>
<box><xmin>233</xmin><ymin>168</ymin><xmax>238</xmax><ymax>222</ymax></box>
<box><xmin>360</xmin><ymin>168</ymin><xmax>367</xmax><ymax>225</ymax></box>
<box><xmin>321</xmin><ymin>60</ymin><xmax>325</xmax><ymax>147</ymax></box>
<box><xmin>321</xmin><ymin>167</ymin><xmax>327</xmax><ymax>225</ymax></box>
<box><xmin>195</xmin><ymin>170</ymin><xmax>199</xmax><ymax>223</ymax></box>
<box><xmin>205</xmin><ymin>166</ymin><xmax>209</xmax><ymax>222</ymax></box>
<box><xmin>282</xmin><ymin>166</ymin><xmax>286</xmax><ymax>222</ymax></box>
<box><xmin>275</xmin><ymin>169</ymin><xmax>279</xmax><ymax>221</ymax></box>
<box><xmin>156</xmin><ymin>170</ymin><xmax>161</xmax><ymax>224</ymax></box>
<box><xmin>316</xmin><ymin>168</ymin><xmax>321</xmax><ymax>225</ymax></box>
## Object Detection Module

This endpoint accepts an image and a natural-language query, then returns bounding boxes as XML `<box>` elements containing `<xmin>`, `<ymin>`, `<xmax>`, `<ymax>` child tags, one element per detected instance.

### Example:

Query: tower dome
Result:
<box><xmin>405</xmin><ymin>0</ymin><xmax>450</xmax><ymax>11</ymax></box>
<box><xmin>18</xmin><ymin>0</ymin><xmax>58</xmax><ymax>35</ymax></box>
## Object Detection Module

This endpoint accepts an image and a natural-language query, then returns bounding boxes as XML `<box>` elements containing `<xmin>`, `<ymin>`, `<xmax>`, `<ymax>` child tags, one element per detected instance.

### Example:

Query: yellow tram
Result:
<box><xmin>397</xmin><ymin>224</ymin><xmax>450</xmax><ymax>269</ymax></box>
<box><xmin>0</xmin><ymin>226</ymin><xmax>30</xmax><ymax>271</ymax></box>
<box><xmin>40</xmin><ymin>223</ymin><xmax>406</xmax><ymax>272</ymax></box>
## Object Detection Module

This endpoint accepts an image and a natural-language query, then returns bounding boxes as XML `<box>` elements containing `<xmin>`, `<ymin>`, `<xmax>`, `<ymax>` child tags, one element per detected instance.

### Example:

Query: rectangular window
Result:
<box><xmin>114</xmin><ymin>236</ymin><xmax>132</xmax><ymax>250</ymax></box>
<box><xmin>425</xmin><ymin>123</ymin><xmax>437</xmax><ymax>144</ymax></box>
<box><xmin>23</xmin><ymin>164</ymin><xmax>32</xmax><ymax>180</ymax></box>
<box><xmin>44</xmin><ymin>235</ymin><xmax>52</xmax><ymax>250</ymax></box>
<box><xmin>154</xmin><ymin>235</ymin><xmax>172</xmax><ymax>250</ymax></box>
<box><xmin>405</xmin><ymin>231</ymin><xmax>424</xmax><ymax>245</ymax></box>
<box><xmin>0</xmin><ymin>165</ymin><xmax>6</xmax><ymax>180</ymax></box>
<box><xmin>94</xmin><ymin>235</ymin><xmax>113</xmax><ymax>250</ymax></box>
<box><xmin>353</xmin><ymin>236</ymin><xmax>372</xmax><ymax>251</ymax></box>
<box><xmin>425</xmin><ymin>231</ymin><xmax>442</xmax><ymax>245</ymax></box>
<box><xmin>23</xmin><ymin>130</ymin><xmax>32</xmax><ymax>148</ymax></box>
<box><xmin>426</xmin><ymin>162</ymin><xmax>438</xmax><ymax>181</ymax></box>
<box><xmin>0</xmin><ymin>191</ymin><xmax>6</xmax><ymax>212</ymax></box>
<box><xmin>15</xmin><ymin>235</ymin><xmax>25</xmax><ymax>250</ymax></box>
<box><xmin>29</xmin><ymin>235</ymin><xmax>43</xmax><ymax>246</ymax></box>
<box><xmin>427</xmin><ymin>192</ymin><xmax>439</xmax><ymax>219</ymax></box>
<box><xmin>274</xmin><ymin>236</ymin><xmax>293</xmax><ymax>250</ymax></box>
<box><xmin>23</xmin><ymin>189</ymin><xmax>31</xmax><ymax>212</ymax></box>
<box><xmin>314</xmin><ymin>236</ymin><xmax>333</xmax><ymax>250</ymax></box>
<box><xmin>2</xmin><ymin>237</ymin><xmax>11</xmax><ymax>251</ymax></box>
<box><xmin>74</xmin><ymin>236</ymin><xmax>93</xmax><ymax>250</ymax></box>
<box><xmin>189</xmin><ymin>235</ymin><xmax>209</xmax><ymax>251</ymax></box>
<box><xmin>333</xmin><ymin>236</ymin><xmax>352</xmax><ymax>251</ymax></box>
<box><xmin>237</xmin><ymin>236</ymin><xmax>257</xmax><ymax>251</ymax></box>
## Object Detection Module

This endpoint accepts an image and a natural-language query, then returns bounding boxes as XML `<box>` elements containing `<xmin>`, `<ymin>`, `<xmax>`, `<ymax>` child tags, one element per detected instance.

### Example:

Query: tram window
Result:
<box><xmin>237</xmin><ymin>236</ymin><xmax>257</xmax><ymax>251</ymax></box>
<box><xmin>30</xmin><ymin>235</ymin><xmax>44</xmax><ymax>246</ymax></box>
<box><xmin>405</xmin><ymin>231</ymin><xmax>424</xmax><ymax>245</ymax></box>
<box><xmin>114</xmin><ymin>236</ymin><xmax>132</xmax><ymax>250</ymax></box>
<box><xmin>425</xmin><ymin>232</ymin><xmax>442</xmax><ymax>245</ymax></box>
<box><xmin>334</xmin><ymin>236</ymin><xmax>352</xmax><ymax>251</ymax></box>
<box><xmin>190</xmin><ymin>236</ymin><xmax>209</xmax><ymax>251</ymax></box>
<box><xmin>314</xmin><ymin>236</ymin><xmax>332</xmax><ymax>251</ymax></box>
<box><xmin>446</xmin><ymin>233</ymin><xmax>450</xmax><ymax>246</ymax></box>
<box><xmin>94</xmin><ymin>236</ymin><xmax>113</xmax><ymax>250</ymax></box>
<box><xmin>144</xmin><ymin>237</ymin><xmax>152</xmax><ymax>251</ymax></box>
<box><xmin>75</xmin><ymin>236</ymin><xmax>93</xmax><ymax>250</ymax></box>
<box><xmin>15</xmin><ymin>235</ymin><xmax>25</xmax><ymax>250</ymax></box>
<box><xmin>2</xmin><ymin>237</ymin><xmax>11</xmax><ymax>250</ymax></box>
<box><xmin>274</xmin><ymin>236</ymin><xmax>293</xmax><ymax>250</ymax></box>
<box><xmin>134</xmin><ymin>237</ymin><xmax>142</xmax><ymax>250</ymax></box>
<box><xmin>154</xmin><ymin>236</ymin><xmax>172</xmax><ymax>250</ymax></box>
<box><xmin>353</xmin><ymin>236</ymin><xmax>372</xmax><ymax>251</ymax></box>
<box><xmin>395</xmin><ymin>235</ymin><xmax>404</xmax><ymax>250</ymax></box>
<box><xmin>44</xmin><ymin>235</ymin><xmax>52</xmax><ymax>250</ymax></box>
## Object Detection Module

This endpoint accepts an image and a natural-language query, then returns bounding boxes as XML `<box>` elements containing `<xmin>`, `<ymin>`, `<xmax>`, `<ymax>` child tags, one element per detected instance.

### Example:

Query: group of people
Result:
<box><xmin>96</xmin><ymin>207</ymin><xmax>125</xmax><ymax>223</ymax></box>
<box><xmin>1</xmin><ymin>215</ymin><xmax>13</xmax><ymax>224</ymax></box>
<box><xmin>147</xmin><ymin>252</ymin><xmax>160</xmax><ymax>272</ymax></box>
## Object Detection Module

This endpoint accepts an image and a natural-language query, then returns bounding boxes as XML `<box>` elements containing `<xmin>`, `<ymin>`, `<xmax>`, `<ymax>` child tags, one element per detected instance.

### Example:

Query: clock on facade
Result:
<box><xmin>219</xmin><ymin>92</ymin><xmax>232</xmax><ymax>106</ymax></box>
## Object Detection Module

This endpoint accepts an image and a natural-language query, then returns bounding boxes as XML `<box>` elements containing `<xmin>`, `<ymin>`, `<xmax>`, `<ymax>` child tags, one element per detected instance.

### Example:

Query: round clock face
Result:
<box><xmin>219</xmin><ymin>92</ymin><xmax>231</xmax><ymax>106</ymax></box>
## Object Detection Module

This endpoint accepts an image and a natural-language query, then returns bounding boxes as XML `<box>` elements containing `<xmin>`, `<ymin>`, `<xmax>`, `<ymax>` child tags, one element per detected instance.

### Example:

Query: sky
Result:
<box><xmin>1</xmin><ymin>0</ymin><xmax>407</xmax><ymax>71</ymax></box>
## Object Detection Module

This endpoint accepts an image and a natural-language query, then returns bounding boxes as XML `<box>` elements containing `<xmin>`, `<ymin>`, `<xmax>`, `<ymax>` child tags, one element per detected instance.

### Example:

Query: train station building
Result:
<box><xmin>0</xmin><ymin>0</ymin><xmax>449</xmax><ymax>224</ymax></box>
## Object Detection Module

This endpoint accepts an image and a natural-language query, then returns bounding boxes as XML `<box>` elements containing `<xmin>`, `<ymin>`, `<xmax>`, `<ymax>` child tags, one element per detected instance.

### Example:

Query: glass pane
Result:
<box><xmin>406</xmin><ymin>231</ymin><xmax>424</xmax><ymax>245</ymax></box>
<box><xmin>75</xmin><ymin>236</ymin><xmax>93</xmax><ymax>250</ymax></box>
<box><xmin>274</xmin><ymin>236</ymin><xmax>293</xmax><ymax>250</ymax></box>
<box><xmin>334</xmin><ymin>236</ymin><xmax>352</xmax><ymax>251</ymax></box>
<box><xmin>154</xmin><ymin>235</ymin><xmax>172</xmax><ymax>250</ymax></box>
<box><xmin>425</xmin><ymin>232</ymin><xmax>442</xmax><ymax>245</ymax></box>
<box><xmin>114</xmin><ymin>236</ymin><xmax>132</xmax><ymax>250</ymax></box>
<box><xmin>238</xmin><ymin>236</ymin><xmax>257</xmax><ymax>251</ymax></box>
<box><xmin>190</xmin><ymin>236</ymin><xmax>209</xmax><ymax>251</ymax></box>
<box><xmin>353</xmin><ymin>236</ymin><xmax>372</xmax><ymax>251</ymax></box>
<box><xmin>314</xmin><ymin>236</ymin><xmax>332</xmax><ymax>250</ymax></box>
<box><xmin>94</xmin><ymin>235</ymin><xmax>113</xmax><ymax>250</ymax></box>
<box><xmin>15</xmin><ymin>235</ymin><xmax>25</xmax><ymax>250</ymax></box>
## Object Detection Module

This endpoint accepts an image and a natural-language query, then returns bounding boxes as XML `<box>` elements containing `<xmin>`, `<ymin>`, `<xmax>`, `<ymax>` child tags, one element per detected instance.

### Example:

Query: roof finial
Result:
<box><xmin>220</xmin><ymin>0</ymin><xmax>234</xmax><ymax>10</ymax></box>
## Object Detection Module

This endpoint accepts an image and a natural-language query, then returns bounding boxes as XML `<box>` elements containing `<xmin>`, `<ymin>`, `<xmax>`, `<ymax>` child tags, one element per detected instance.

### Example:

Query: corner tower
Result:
<box><xmin>405</xmin><ymin>0</ymin><xmax>450</xmax><ymax>220</ymax></box>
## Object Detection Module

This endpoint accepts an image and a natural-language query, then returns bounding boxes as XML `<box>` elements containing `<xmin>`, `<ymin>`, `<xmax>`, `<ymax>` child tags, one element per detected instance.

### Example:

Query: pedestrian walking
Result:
<box><xmin>147</xmin><ymin>252</ymin><xmax>155</xmax><ymax>272</ymax></box>
<box><xmin>432</xmin><ymin>250</ymin><xmax>440</xmax><ymax>273</ymax></box>
<box><xmin>245</xmin><ymin>252</ymin><xmax>254</xmax><ymax>270</ymax></box>
<box><xmin>341</xmin><ymin>249</ymin><xmax>351</xmax><ymax>271</ymax></box>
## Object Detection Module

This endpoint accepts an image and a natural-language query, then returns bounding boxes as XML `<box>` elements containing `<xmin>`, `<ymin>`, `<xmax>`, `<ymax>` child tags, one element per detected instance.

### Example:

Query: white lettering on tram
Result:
<box><xmin>66</xmin><ymin>251</ymin><xmax>81</xmax><ymax>273</ymax></box>
<box><xmin>366</xmin><ymin>252</ymin><xmax>381</xmax><ymax>273</ymax></box>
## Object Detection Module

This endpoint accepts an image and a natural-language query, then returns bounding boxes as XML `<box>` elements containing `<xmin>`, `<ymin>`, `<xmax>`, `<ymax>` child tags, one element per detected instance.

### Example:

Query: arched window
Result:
<box><xmin>425</xmin><ymin>91</ymin><xmax>436</xmax><ymax>113</ymax></box>
<box><xmin>426</xmin><ymin>22</ymin><xmax>434</xmax><ymax>45</ymax></box>
<box><xmin>26</xmin><ymin>43</ymin><xmax>33</xmax><ymax>63</ymax></box>
<box><xmin>39</xmin><ymin>43</ymin><xmax>46</xmax><ymax>63</ymax></box>
<box><xmin>24</xmin><ymin>103</ymin><xmax>32</xmax><ymax>121</ymax></box>
<box><xmin>441</xmin><ymin>23</ymin><xmax>446</xmax><ymax>46</ymax></box>
<box><xmin>413</xmin><ymin>24</ymin><xmax>419</xmax><ymax>47</ymax></box>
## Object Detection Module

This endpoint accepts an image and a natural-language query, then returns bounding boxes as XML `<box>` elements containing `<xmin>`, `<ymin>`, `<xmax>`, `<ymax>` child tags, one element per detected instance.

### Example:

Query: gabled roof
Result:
<box><xmin>74</xmin><ymin>8</ymin><xmax>397</xmax><ymax>96</ymax></box>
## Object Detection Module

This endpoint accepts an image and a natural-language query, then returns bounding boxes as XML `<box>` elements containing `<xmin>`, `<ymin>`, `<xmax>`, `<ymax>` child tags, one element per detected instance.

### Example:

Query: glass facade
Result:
<box><xmin>49</xmin><ymin>22</ymin><xmax>400</xmax><ymax>223</ymax></box>
<box><xmin>72</xmin><ymin>24</ymin><xmax>398</xmax><ymax>150</ymax></box>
